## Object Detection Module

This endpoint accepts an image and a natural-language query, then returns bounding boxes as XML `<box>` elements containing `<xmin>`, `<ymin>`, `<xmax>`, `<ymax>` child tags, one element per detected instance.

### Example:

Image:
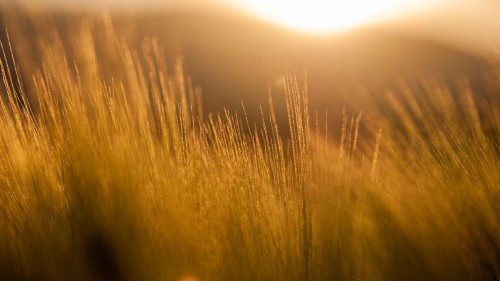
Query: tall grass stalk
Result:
<box><xmin>0</xmin><ymin>17</ymin><xmax>499</xmax><ymax>281</ymax></box>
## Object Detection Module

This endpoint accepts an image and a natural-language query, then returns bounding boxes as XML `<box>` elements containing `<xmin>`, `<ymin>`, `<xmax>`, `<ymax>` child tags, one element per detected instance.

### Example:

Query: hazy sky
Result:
<box><xmin>5</xmin><ymin>0</ymin><xmax>500</xmax><ymax>56</ymax></box>
<box><xmin>376</xmin><ymin>0</ymin><xmax>500</xmax><ymax>57</ymax></box>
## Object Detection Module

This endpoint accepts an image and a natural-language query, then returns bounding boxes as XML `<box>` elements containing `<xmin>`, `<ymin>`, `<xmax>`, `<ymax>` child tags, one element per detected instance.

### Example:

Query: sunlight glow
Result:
<box><xmin>231</xmin><ymin>0</ymin><xmax>433</xmax><ymax>33</ymax></box>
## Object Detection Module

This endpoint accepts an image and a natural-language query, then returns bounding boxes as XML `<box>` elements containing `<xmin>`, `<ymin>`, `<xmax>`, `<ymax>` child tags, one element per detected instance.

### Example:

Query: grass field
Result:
<box><xmin>0</xmin><ymin>16</ymin><xmax>499</xmax><ymax>281</ymax></box>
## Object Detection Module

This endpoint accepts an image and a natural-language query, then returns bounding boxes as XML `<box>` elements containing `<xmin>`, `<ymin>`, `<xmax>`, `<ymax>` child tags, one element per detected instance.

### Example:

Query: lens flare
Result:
<box><xmin>231</xmin><ymin>0</ymin><xmax>432</xmax><ymax>33</ymax></box>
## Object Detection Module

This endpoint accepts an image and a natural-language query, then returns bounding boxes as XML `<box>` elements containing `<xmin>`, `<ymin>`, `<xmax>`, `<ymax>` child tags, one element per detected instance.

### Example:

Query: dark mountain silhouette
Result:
<box><xmin>1</xmin><ymin>8</ymin><xmax>496</xmax><ymax>135</ymax></box>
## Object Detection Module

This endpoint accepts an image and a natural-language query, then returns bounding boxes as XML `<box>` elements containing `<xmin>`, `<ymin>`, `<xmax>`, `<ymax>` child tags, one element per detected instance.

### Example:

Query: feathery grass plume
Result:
<box><xmin>1</xmin><ymin>11</ymin><xmax>499</xmax><ymax>281</ymax></box>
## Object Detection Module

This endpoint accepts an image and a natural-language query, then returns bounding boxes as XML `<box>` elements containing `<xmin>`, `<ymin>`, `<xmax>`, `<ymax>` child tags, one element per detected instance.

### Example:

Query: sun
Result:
<box><xmin>230</xmin><ymin>0</ymin><xmax>431</xmax><ymax>33</ymax></box>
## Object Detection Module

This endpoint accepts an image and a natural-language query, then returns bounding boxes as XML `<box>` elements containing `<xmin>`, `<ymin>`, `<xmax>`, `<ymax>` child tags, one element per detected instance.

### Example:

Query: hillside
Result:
<box><xmin>0</xmin><ymin>8</ymin><xmax>496</xmax><ymax>132</ymax></box>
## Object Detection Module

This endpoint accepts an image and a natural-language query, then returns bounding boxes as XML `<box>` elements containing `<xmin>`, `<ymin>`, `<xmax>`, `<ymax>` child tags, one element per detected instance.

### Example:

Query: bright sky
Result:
<box><xmin>224</xmin><ymin>0</ymin><xmax>435</xmax><ymax>33</ymax></box>
<box><xmin>7</xmin><ymin>0</ymin><xmax>500</xmax><ymax>56</ymax></box>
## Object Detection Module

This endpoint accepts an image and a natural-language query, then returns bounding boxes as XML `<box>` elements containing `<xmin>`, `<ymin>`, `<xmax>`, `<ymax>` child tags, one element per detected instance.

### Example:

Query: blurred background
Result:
<box><xmin>0</xmin><ymin>0</ymin><xmax>499</xmax><ymax>132</ymax></box>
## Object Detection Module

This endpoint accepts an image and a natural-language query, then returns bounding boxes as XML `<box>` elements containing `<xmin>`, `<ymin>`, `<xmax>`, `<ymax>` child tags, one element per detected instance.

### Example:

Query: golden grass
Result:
<box><xmin>0</xmin><ymin>16</ymin><xmax>499</xmax><ymax>281</ymax></box>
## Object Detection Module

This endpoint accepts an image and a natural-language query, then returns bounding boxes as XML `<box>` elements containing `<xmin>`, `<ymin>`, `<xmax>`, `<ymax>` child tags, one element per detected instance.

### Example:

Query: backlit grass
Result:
<box><xmin>0</xmin><ymin>17</ymin><xmax>499</xmax><ymax>281</ymax></box>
